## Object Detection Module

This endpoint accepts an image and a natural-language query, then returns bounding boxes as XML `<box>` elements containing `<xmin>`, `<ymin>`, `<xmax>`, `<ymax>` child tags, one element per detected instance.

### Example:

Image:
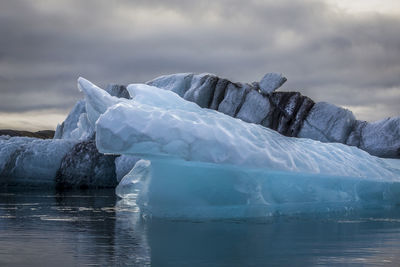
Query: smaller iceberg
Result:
<box><xmin>0</xmin><ymin>136</ymin><xmax>76</xmax><ymax>186</ymax></box>
<box><xmin>79</xmin><ymin>78</ymin><xmax>400</xmax><ymax>218</ymax></box>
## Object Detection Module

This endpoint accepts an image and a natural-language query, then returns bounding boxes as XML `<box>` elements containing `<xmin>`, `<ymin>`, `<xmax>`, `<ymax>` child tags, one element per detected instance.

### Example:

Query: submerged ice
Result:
<box><xmin>117</xmin><ymin>159</ymin><xmax>400</xmax><ymax>218</ymax></box>
<box><xmin>76</xmin><ymin>78</ymin><xmax>400</xmax><ymax>218</ymax></box>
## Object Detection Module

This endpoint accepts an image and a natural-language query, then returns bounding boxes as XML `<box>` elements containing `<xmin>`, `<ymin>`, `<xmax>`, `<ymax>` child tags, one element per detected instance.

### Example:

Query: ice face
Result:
<box><xmin>259</xmin><ymin>73</ymin><xmax>287</xmax><ymax>94</ymax></box>
<box><xmin>54</xmin><ymin>100</ymin><xmax>86</xmax><ymax>139</ymax></box>
<box><xmin>77</xmin><ymin>77</ymin><xmax>126</xmax><ymax>128</ymax></box>
<box><xmin>146</xmin><ymin>73</ymin><xmax>211</xmax><ymax>97</ymax></box>
<box><xmin>0</xmin><ymin>136</ymin><xmax>76</xmax><ymax>186</ymax></box>
<box><xmin>236</xmin><ymin>90</ymin><xmax>271</xmax><ymax>124</ymax></box>
<box><xmin>53</xmin><ymin>99</ymin><xmax>94</xmax><ymax>141</ymax></box>
<box><xmin>78</xmin><ymin>78</ymin><xmax>400</xmax><ymax>218</ymax></box>
<box><xmin>70</xmin><ymin>112</ymin><xmax>94</xmax><ymax>140</ymax></box>
<box><xmin>115</xmin><ymin>155</ymin><xmax>140</xmax><ymax>182</ymax></box>
<box><xmin>115</xmin><ymin>158</ymin><xmax>400</xmax><ymax>219</ymax></box>
<box><xmin>360</xmin><ymin>117</ymin><xmax>400</xmax><ymax>158</ymax></box>
<box><xmin>54</xmin><ymin>79</ymin><xmax>131</xmax><ymax>141</ymax></box>
<box><xmin>116</xmin><ymin>159</ymin><xmax>151</xmax><ymax>199</ymax></box>
<box><xmin>298</xmin><ymin>102</ymin><xmax>356</xmax><ymax>143</ymax></box>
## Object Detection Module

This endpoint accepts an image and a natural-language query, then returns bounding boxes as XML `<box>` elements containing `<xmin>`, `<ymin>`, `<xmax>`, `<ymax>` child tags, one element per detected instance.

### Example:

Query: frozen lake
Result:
<box><xmin>1</xmin><ymin>188</ymin><xmax>400</xmax><ymax>266</ymax></box>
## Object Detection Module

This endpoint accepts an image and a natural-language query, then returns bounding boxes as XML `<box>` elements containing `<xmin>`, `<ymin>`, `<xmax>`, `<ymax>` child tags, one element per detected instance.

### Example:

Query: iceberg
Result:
<box><xmin>0</xmin><ymin>136</ymin><xmax>76</xmax><ymax>186</ymax></box>
<box><xmin>78</xmin><ymin>78</ymin><xmax>400</xmax><ymax>218</ymax></box>
<box><xmin>0</xmin><ymin>73</ymin><xmax>398</xmax><ymax>215</ymax></box>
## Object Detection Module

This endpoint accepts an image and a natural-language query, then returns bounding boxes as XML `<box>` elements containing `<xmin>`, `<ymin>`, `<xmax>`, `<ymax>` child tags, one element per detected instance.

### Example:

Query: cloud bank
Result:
<box><xmin>0</xmin><ymin>0</ymin><xmax>399</xmax><ymax>129</ymax></box>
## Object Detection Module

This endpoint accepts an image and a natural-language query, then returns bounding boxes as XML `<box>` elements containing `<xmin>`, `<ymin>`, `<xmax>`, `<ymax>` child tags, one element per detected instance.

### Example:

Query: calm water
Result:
<box><xmin>1</xmin><ymin>188</ymin><xmax>400</xmax><ymax>266</ymax></box>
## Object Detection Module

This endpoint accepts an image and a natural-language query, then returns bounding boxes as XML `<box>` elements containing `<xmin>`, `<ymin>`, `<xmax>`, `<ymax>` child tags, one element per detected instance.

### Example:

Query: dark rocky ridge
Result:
<box><xmin>0</xmin><ymin>129</ymin><xmax>55</xmax><ymax>139</ymax></box>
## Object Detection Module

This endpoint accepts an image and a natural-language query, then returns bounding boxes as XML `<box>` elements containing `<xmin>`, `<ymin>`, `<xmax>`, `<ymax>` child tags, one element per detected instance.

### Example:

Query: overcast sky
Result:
<box><xmin>0</xmin><ymin>0</ymin><xmax>399</xmax><ymax>130</ymax></box>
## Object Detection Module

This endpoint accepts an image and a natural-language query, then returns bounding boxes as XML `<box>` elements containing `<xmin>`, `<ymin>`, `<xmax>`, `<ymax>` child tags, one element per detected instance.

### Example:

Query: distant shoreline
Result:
<box><xmin>0</xmin><ymin>129</ymin><xmax>55</xmax><ymax>139</ymax></box>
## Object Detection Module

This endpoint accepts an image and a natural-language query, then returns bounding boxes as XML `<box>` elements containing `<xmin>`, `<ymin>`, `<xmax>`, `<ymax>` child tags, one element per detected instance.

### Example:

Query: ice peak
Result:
<box><xmin>259</xmin><ymin>72</ymin><xmax>287</xmax><ymax>94</ymax></box>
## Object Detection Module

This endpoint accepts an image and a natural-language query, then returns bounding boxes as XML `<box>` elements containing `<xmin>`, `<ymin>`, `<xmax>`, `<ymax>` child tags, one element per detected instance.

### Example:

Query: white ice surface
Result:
<box><xmin>78</xmin><ymin>77</ymin><xmax>400</xmax><ymax>218</ymax></box>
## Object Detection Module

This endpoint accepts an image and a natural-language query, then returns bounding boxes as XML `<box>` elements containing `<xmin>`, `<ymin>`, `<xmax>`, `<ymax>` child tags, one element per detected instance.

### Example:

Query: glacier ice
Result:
<box><xmin>259</xmin><ymin>72</ymin><xmax>287</xmax><ymax>94</ymax></box>
<box><xmin>298</xmin><ymin>102</ymin><xmax>356</xmax><ymax>143</ymax></box>
<box><xmin>53</xmin><ymin>99</ymin><xmax>94</xmax><ymax>141</ymax></box>
<box><xmin>146</xmin><ymin>72</ymin><xmax>399</xmax><ymax>158</ymax></box>
<box><xmin>77</xmin><ymin>77</ymin><xmax>400</xmax><ymax>218</ymax></box>
<box><xmin>115</xmin><ymin>155</ymin><xmax>140</xmax><ymax>182</ymax></box>
<box><xmin>236</xmin><ymin>90</ymin><xmax>271</xmax><ymax>124</ymax></box>
<box><xmin>72</xmin><ymin>112</ymin><xmax>94</xmax><ymax>140</ymax></box>
<box><xmin>116</xmin><ymin>159</ymin><xmax>151</xmax><ymax>199</ymax></box>
<box><xmin>82</xmin><ymin>79</ymin><xmax>396</xmax><ymax>179</ymax></box>
<box><xmin>218</xmin><ymin>83</ymin><xmax>252</xmax><ymax>117</ymax></box>
<box><xmin>0</xmin><ymin>136</ymin><xmax>76</xmax><ymax>186</ymax></box>
<box><xmin>147</xmin><ymin>73</ymin><xmax>210</xmax><ymax>98</ymax></box>
<box><xmin>360</xmin><ymin>117</ymin><xmax>400</xmax><ymax>158</ymax></box>
<box><xmin>54</xmin><ymin>100</ymin><xmax>86</xmax><ymax>139</ymax></box>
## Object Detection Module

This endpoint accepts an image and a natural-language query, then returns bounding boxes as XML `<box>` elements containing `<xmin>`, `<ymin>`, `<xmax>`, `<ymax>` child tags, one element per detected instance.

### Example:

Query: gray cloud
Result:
<box><xmin>0</xmin><ymin>0</ymin><xmax>399</xmax><ymax>127</ymax></box>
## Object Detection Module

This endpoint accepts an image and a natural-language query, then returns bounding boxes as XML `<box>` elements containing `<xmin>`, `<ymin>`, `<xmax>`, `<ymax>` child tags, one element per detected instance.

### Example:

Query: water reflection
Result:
<box><xmin>1</xmin><ymin>188</ymin><xmax>400</xmax><ymax>266</ymax></box>
<box><xmin>0</xmin><ymin>188</ymin><xmax>150</xmax><ymax>266</ymax></box>
<box><xmin>143</xmin><ymin>216</ymin><xmax>400</xmax><ymax>266</ymax></box>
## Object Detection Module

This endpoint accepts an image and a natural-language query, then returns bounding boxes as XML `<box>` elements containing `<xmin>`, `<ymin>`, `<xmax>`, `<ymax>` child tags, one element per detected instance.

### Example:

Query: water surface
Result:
<box><xmin>1</xmin><ymin>188</ymin><xmax>400</xmax><ymax>266</ymax></box>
